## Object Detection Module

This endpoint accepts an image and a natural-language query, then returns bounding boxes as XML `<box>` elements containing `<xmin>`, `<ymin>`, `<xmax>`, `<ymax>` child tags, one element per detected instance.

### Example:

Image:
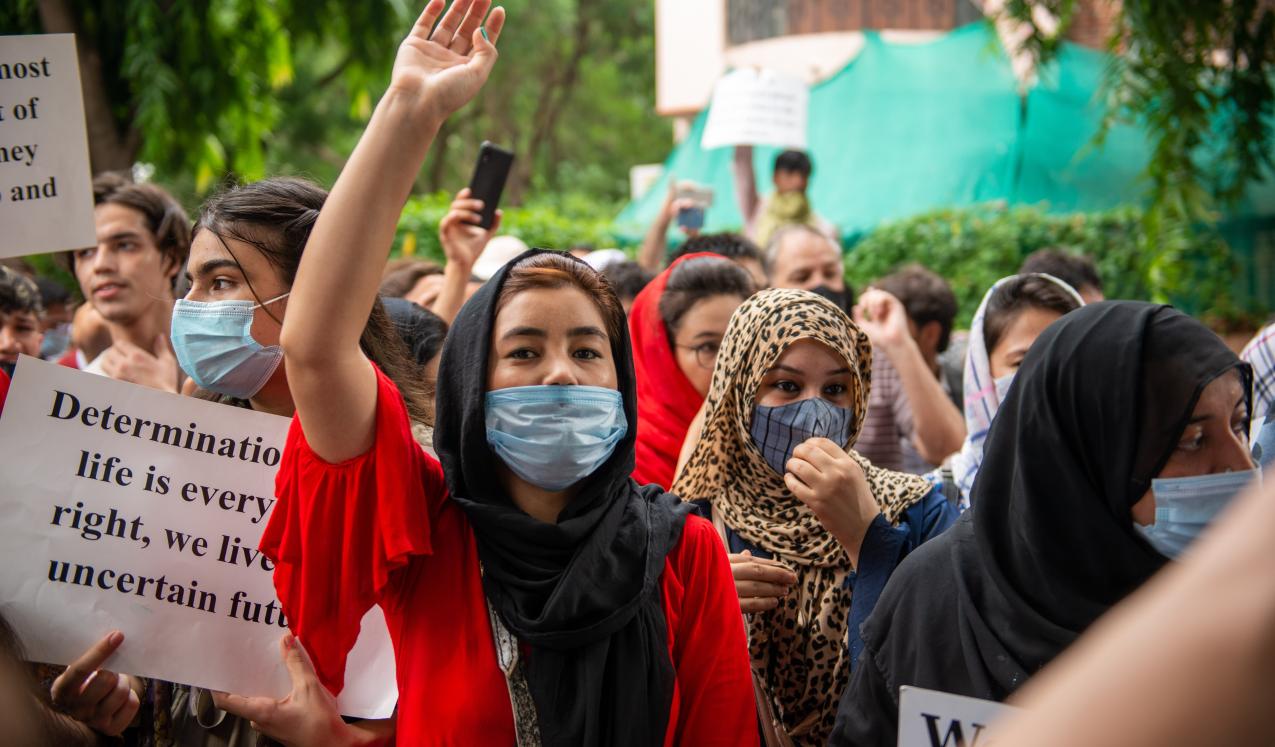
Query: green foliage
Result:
<box><xmin>1</xmin><ymin>1</ymin><xmax>668</xmax><ymax>207</ymax></box>
<box><xmin>391</xmin><ymin>191</ymin><xmax>624</xmax><ymax>263</ymax></box>
<box><xmin>844</xmin><ymin>203</ymin><xmax>1246</xmax><ymax>329</ymax></box>
<box><xmin>0</xmin><ymin>0</ymin><xmax>405</xmax><ymax>189</ymax></box>
<box><xmin>987</xmin><ymin>1</ymin><xmax>1275</xmax><ymax>324</ymax></box>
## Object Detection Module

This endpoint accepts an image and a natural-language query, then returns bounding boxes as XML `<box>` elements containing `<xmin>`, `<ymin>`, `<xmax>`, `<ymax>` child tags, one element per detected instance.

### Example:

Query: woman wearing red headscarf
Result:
<box><xmin>631</xmin><ymin>253</ymin><xmax>755</xmax><ymax>488</ymax></box>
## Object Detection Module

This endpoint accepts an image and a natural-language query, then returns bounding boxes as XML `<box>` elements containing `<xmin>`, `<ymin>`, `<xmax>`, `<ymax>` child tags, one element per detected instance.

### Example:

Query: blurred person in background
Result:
<box><xmin>63</xmin><ymin>173</ymin><xmax>190</xmax><ymax>392</ymax></box>
<box><xmin>937</xmin><ymin>274</ymin><xmax>1084</xmax><ymax>507</ymax></box>
<box><xmin>765</xmin><ymin>225</ymin><xmax>849</xmax><ymax>307</ymax></box>
<box><xmin>631</xmin><ymin>254</ymin><xmax>755</xmax><ymax>488</ymax></box>
<box><xmin>0</xmin><ymin>266</ymin><xmax>44</xmax><ymax>377</ymax></box>
<box><xmin>602</xmin><ymin>260</ymin><xmax>656</xmax><ymax>314</ymax></box>
<box><xmin>857</xmin><ymin>265</ymin><xmax>964</xmax><ymax>474</ymax></box>
<box><xmin>34</xmin><ymin>276</ymin><xmax>74</xmax><ymax>360</ymax></box>
<box><xmin>670</xmin><ymin>232</ymin><xmax>767</xmax><ymax>290</ymax></box>
<box><xmin>1019</xmin><ymin>247</ymin><xmax>1104</xmax><ymax>304</ymax></box>
<box><xmin>379</xmin><ymin>259</ymin><xmax>444</xmax><ymax>301</ymax></box>
<box><xmin>734</xmin><ymin>148</ymin><xmax>836</xmax><ymax>247</ymax></box>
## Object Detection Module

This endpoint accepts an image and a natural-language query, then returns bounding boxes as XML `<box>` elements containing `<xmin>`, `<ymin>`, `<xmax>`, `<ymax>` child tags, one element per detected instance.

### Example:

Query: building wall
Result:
<box><xmin>656</xmin><ymin>0</ymin><xmax>1118</xmax><ymax>117</ymax></box>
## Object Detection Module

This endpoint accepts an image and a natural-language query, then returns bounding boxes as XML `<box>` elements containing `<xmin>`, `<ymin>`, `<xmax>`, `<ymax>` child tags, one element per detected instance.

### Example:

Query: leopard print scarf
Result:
<box><xmin>673</xmin><ymin>289</ymin><xmax>933</xmax><ymax>745</ymax></box>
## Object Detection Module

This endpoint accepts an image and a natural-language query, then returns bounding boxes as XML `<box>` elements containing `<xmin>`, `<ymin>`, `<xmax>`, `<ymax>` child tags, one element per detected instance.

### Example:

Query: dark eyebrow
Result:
<box><xmin>101</xmin><ymin>231</ymin><xmax>144</xmax><ymax>244</ymax></box>
<box><xmin>568</xmin><ymin>326</ymin><xmax>608</xmax><ymax>340</ymax></box>
<box><xmin>692</xmin><ymin>331</ymin><xmax>721</xmax><ymax>341</ymax></box>
<box><xmin>196</xmin><ymin>258</ymin><xmax>241</xmax><ymax>276</ymax></box>
<box><xmin>827</xmin><ymin>367</ymin><xmax>852</xmax><ymax>376</ymax></box>
<box><xmin>767</xmin><ymin>364</ymin><xmax>803</xmax><ymax>375</ymax></box>
<box><xmin>186</xmin><ymin>258</ymin><xmax>242</xmax><ymax>284</ymax></box>
<box><xmin>501</xmin><ymin>326</ymin><xmax>546</xmax><ymax>340</ymax></box>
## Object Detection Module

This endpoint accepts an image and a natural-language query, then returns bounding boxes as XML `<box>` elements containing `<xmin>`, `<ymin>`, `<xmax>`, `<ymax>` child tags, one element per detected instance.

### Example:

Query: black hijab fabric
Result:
<box><xmin>433</xmin><ymin>249</ymin><xmax>694</xmax><ymax>746</ymax></box>
<box><xmin>831</xmin><ymin>302</ymin><xmax>1248</xmax><ymax>743</ymax></box>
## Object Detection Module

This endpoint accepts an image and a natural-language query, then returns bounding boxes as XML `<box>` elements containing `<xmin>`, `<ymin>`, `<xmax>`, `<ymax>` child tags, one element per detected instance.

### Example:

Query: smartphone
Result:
<box><xmin>467</xmin><ymin>141</ymin><xmax>515</xmax><ymax>229</ymax></box>
<box><xmin>677</xmin><ymin>205</ymin><xmax>705</xmax><ymax>230</ymax></box>
<box><xmin>674</xmin><ymin>180</ymin><xmax>713</xmax><ymax>231</ymax></box>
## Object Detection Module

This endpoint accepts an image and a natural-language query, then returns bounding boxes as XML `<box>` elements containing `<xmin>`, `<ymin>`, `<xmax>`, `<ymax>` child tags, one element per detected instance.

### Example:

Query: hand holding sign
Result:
<box><xmin>213</xmin><ymin>634</ymin><xmax>351</xmax><ymax>746</ymax></box>
<box><xmin>0</xmin><ymin>356</ymin><xmax>397</xmax><ymax>718</ymax></box>
<box><xmin>49</xmin><ymin>631</ymin><xmax>141</xmax><ymax>737</ymax></box>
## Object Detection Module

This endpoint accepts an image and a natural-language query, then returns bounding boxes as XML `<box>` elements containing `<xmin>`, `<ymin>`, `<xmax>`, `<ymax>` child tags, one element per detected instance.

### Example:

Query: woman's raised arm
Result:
<box><xmin>280</xmin><ymin>0</ymin><xmax>505</xmax><ymax>461</ymax></box>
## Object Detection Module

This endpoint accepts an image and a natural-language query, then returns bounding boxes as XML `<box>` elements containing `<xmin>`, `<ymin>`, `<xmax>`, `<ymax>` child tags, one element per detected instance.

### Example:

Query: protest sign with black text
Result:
<box><xmin>0</xmin><ymin>356</ymin><xmax>397</xmax><ymax>718</ymax></box>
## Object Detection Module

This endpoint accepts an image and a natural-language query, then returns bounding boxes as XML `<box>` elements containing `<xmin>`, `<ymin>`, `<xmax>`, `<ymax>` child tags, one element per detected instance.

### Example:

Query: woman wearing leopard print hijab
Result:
<box><xmin>674</xmin><ymin>289</ymin><xmax>959</xmax><ymax>746</ymax></box>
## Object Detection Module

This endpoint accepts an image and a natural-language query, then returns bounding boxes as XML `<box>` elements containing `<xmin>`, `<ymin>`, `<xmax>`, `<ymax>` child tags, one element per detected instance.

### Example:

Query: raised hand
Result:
<box><xmin>49</xmin><ymin>631</ymin><xmax>141</xmax><ymax>736</ymax></box>
<box><xmin>388</xmin><ymin>0</ymin><xmax>507</xmax><ymax>123</ymax></box>
<box><xmin>852</xmin><ymin>288</ymin><xmax>913</xmax><ymax>353</ymax></box>
<box><xmin>439</xmin><ymin>187</ymin><xmax>501</xmax><ymax>271</ymax></box>
<box><xmin>784</xmin><ymin>437</ymin><xmax>880</xmax><ymax>568</ymax></box>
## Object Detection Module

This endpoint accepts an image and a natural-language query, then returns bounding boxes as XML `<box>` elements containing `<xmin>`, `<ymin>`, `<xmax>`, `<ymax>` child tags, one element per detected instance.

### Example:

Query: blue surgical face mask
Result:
<box><xmin>170</xmin><ymin>293</ymin><xmax>290</xmax><ymax>399</ymax></box>
<box><xmin>750</xmin><ymin>397</ymin><xmax>855</xmax><ymax>477</ymax></box>
<box><xmin>485</xmin><ymin>385</ymin><xmax>627</xmax><ymax>492</ymax></box>
<box><xmin>1136</xmin><ymin>469</ymin><xmax>1260</xmax><ymax>558</ymax></box>
<box><xmin>1252</xmin><ymin>416</ymin><xmax>1275</xmax><ymax>469</ymax></box>
<box><xmin>994</xmin><ymin>372</ymin><xmax>1015</xmax><ymax>402</ymax></box>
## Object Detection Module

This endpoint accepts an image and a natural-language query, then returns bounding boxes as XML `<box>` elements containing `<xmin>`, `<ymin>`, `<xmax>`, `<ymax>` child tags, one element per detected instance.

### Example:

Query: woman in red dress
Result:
<box><xmin>233</xmin><ymin>2</ymin><xmax>758</xmax><ymax>744</ymax></box>
<box><xmin>630</xmin><ymin>253</ymin><xmax>754</xmax><ymax>488</ymax></box>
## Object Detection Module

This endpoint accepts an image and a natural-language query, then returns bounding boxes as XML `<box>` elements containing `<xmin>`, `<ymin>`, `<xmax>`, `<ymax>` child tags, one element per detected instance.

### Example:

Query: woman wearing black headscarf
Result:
<box><xmin>828</xmin><ymin>302</ymin><xmax>1255</xmax><ymax>746</ymax></box>
<box><xmin>238</xmin><ymin>4</ymin><xmax>758</xmax><ymax>745</ymax></box>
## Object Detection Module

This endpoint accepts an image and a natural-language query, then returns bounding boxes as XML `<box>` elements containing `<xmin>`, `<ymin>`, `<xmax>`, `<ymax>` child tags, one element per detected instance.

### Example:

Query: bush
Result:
<box><xmin>844</xmin><ymin>204</ymin><xmax>1247</xmax><ymax>328</ymax></box>
<box><xmin>392</xmin><ymin>191</ymin><xmax>624</xmax><ymax>263</ymax></box>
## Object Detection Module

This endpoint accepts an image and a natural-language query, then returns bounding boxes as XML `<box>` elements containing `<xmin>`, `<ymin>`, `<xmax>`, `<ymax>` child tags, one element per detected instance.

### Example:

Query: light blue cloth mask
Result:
<box><xmin>1137</xmin><ymin>469</ymin><xmax>1260</xmax><ymax>558</ymax></box>
<box><xmin>170</xmin><ymin>293</ymin><xmax>289</xmax><ymax>399</ymax></box>
<box><xmin>485</xmin><ymin>385</ymin><xmax>627</xmax><ymax>492</ymax></box>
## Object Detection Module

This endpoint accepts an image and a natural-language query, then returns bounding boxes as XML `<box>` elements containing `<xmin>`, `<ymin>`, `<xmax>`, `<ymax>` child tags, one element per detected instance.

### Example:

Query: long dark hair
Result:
<box><xmin>194</xmin><ymin>177</ymin><xmax>434</xmax><ymax>425</ymax></box>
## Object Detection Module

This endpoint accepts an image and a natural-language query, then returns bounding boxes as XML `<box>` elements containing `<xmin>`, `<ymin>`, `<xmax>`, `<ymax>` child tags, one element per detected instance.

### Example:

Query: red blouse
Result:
<box><xmin>260</xmin><ymin>366</ymin><xmax>758</xmax><ymax>746</ymax></box>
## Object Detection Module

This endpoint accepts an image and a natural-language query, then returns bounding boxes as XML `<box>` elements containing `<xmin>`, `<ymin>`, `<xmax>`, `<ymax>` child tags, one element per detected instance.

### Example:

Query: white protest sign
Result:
<box><xmin>0</xmin><ymin>34</ymin><xmax>96</xmax><ymax>258</ymax></box>
<box><xmin>897</xmin><ymin>686</ymin><xmax>1018</xmax><ymax>747</ymax></box>
<box><xmin>0</xmin><ymin>356</ymin><xmax>397</xmax><ymax>718</ymax></box>
<box><xmin>701</xmin><ymin>68</ymin><xmax>809</xmax><ymax>150</ymax></box>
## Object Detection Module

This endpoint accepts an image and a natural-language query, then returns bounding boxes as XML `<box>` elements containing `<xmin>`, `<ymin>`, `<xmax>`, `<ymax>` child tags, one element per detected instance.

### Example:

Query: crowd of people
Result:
<box><xmin>2</xmin><ymin>1</ymin><xmax>1274</xmax><ymax>745</ymax></box>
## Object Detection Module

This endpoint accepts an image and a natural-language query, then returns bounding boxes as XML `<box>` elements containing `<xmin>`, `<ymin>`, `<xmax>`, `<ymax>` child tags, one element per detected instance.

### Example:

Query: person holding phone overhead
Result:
<box><xmin>216</xmin><ymin>2</ymin><xmax>758</xmax><ymax>745</ymax></box>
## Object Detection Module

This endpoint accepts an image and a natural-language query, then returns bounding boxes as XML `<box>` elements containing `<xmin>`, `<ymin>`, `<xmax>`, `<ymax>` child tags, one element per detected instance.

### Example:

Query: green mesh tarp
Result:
<box><xmin>615</xmin><ymin>22</ymin><xmax>1275</xmax><ymax>246</ymax></box>
<box><xmin>616</xmin><ymin>23</ymin><xmax>1022</xmax><ymax>241</ymax></box>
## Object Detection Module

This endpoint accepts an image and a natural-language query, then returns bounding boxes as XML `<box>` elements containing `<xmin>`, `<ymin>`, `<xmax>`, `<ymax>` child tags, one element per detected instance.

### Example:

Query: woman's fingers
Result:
<box><xmin>740</xmin><ymin>596</ymin><xmax>781</xmax><ymax>613</ymax></box>
<box><xmin>785</xmin><ymin>472</ymin><xmax>817</xmax><ymax>505</ymax></box>
<box><xmin>429</xmin><ymin>0</ymin><xmax>473</xmax><ymax>44</ymax></box>
<box><xmin>52</xmin><ymin>631</ymin><xmax>124</xmax><ymax>704</ymax></box>
<box><xmin>88</xmin><ymin>676</ymin><xmax>132</xmax><ymax>727</ymax></box>
<box><xmin>449</xmin><ymin>0</ymin><xmax>492</xmax><ymax>54</ymax></box>
<box><xmin>98</xmin><ymin>688</ymin><xmax>140</xmax><ymax>736</ymax></box>
<box><xmin>211</xmin><ymin>691</ymin><xmax>276</xmax><ymax>724</ymax></box>
<box><xmin>482</xmin><ymin>6</ymin><xmax>506</xmax><ymax>46</ymax></box>
<box><xmin>729</xmin><ymin>554</ymin><xmax>798</xmax><ymax>585</ymax></box>
<box><xmin>409</xmin><ymin>0</ymin><xmax>447</xmax><ymax>40</ymax></box>
<box><xmin>735</xmin><ymin>580</ymin><xmax>790</xmax><ymax>598</ymax></box>
<box><xmin>785</xmin><ymin>457</ymin><xmax>821</xmax><ymax>488</ymax></box>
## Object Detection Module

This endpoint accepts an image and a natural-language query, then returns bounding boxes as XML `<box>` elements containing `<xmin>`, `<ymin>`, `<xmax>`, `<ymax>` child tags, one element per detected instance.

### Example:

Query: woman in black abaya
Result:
<box><xmin>828</xmin><ymin>302</ymin><xmax>1254</xmax><ymax>746</ymax></box>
